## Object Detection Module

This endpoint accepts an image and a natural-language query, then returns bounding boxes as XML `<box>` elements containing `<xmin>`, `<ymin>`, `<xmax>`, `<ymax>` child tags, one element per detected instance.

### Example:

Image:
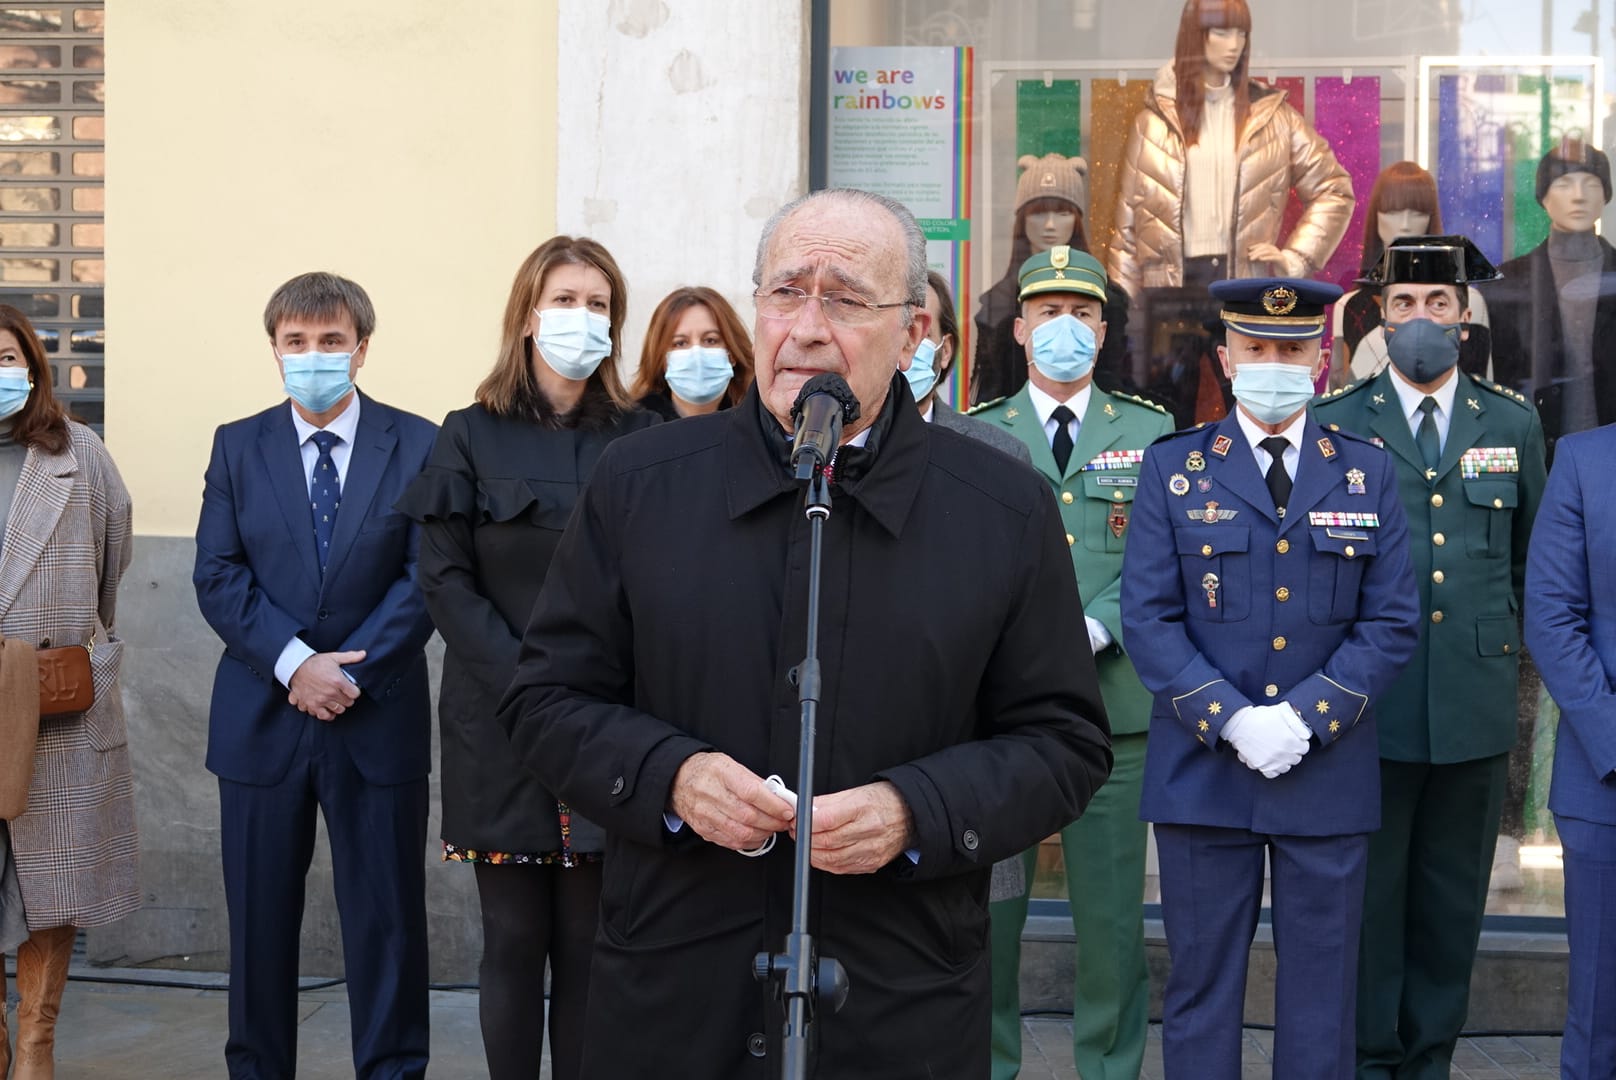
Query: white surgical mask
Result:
<box><xmin>664</xmin><ymin>346</ymin><xmax>734</xmax><ymax>406</ymax></box>
<box><xmin>534</xmin><ymin>307</ymin><xmax>612</xmax><ymax>381</ymax></box>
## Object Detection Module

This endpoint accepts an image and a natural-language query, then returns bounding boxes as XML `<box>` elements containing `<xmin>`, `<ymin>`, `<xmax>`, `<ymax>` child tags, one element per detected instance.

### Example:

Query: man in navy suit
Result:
<box><xmin>194</xmin><ymin>272</ymin><xmax>438</xmax><ymax>1079</ymax></box>
<box><xmin>1524</xmin><ymin>424</ymin><xmax>1616</xmax><ymax>1079</ymax></box>
<box><xmin>1122</xmin><ymin>278</ymin><xmax>1421</xmax><ymax>1079</ymax></box>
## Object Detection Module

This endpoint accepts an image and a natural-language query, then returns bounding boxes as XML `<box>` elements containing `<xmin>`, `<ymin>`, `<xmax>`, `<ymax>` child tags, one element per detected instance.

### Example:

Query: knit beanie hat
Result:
<box><xmin>1014</xmin><ymin>153</ymin><xmax>1089</xmax><ymax>215</ymax></box>
<box><xmin>1535</xmin><ymin>138</ymin><xmax>1612</xmax><ymax>203</ymax></box>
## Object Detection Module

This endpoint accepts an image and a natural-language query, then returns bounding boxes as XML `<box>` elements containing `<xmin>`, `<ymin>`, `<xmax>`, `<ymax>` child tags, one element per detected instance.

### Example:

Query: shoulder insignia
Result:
<box><xmin>1476</xmin><ymin>378</ymin><xmax>1533</xmax><ymax>410</ymax></box>
<box><xmin>1116</xmin><ymin>391</ymin><xmax>1170</xmax><ymax>415</ymax></box>
<box><xmin>1321</xmin><ymin>425</ymin><xmax>1380</xmax><ymax>448</ymax></box>
<box><xmin>1150</xmin><ymin>425</ymin><xmax>1206</xmax><ymax>446</ymax></box>
<box><xmin>965</xmin><ymin>396</ymin><xmax>1007</xmax><ymax>416</ymax></box>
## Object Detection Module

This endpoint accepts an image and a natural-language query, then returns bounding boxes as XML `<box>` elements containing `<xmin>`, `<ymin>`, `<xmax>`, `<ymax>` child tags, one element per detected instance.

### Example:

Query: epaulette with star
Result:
<box><xmin>965</xmin><ymin>396</ymin><xmax>1007</xmax><ymax>416</ymax></box>
<box><xmin>1113</xmin><ymin>391</ymin><xmax>1170</xmax><ymax>415</ymax></box>
<box><xmin>1475</xmin><ymin>377</ymin><xmax>1532</xmax><ymax>409</ymax></box>
<box><xmin>1318</xmin><ymin>378</ymin><xmax>1371</xmax><ymax>401</ymax></box>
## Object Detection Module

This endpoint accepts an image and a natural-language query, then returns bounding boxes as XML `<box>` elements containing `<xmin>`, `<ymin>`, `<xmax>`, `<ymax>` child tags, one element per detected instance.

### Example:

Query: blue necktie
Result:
<box><xmin>309</xmin><ymin>430</ymin><xmax>342</xmax><ymax>573</ymax></box>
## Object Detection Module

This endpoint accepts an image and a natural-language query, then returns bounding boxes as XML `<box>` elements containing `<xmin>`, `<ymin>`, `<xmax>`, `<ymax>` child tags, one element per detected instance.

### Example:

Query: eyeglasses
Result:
<box><xmin>753</xmin><ymin>285</ymin><xmax>916</xmax><ymax>327</ymax></box>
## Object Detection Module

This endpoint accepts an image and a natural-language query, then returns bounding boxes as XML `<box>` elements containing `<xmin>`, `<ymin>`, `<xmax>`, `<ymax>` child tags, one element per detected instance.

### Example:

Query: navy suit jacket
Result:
<box><xmin>194</xmin><ymin>391</ymin><xmax>439</xmax><ymax>787</ymax></box>
<box><xmin>1524</xmin><ymin>423</ymin><xmax>1616</xmax><ymax>825</ymax></box>
<box><xmin>1122</xmin><ymin>412</ymin><xmax>1421</xmax><ymax>836</ymax></box>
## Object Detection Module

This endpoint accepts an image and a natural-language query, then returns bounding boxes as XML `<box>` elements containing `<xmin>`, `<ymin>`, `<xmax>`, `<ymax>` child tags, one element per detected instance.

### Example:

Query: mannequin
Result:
<box><xmin>1330</xmin><ymin>161</ymin><xmax>1493</xmax><ymax>387</ymax></box>
<box><xmin>1108</xmin><ymin>0</ymin><xmax>1354</xmax><ymax>298</ymax></box>
<box><xmin>972</xmin><ymin>153</ymin><xmax>1131</xmax><ymax>404</ymax></box>
<box><xmin>1491</xmin><ymin>138</ymin><xmax>1616</xmax><ymax>458</ymax></box>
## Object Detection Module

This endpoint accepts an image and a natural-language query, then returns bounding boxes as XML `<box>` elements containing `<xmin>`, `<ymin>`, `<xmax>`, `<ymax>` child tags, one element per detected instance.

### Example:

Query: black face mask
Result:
<box><xmin>1384</xmin><ymin>318</ymin><xmax>1461</xmax><ymax>384</ymax></box>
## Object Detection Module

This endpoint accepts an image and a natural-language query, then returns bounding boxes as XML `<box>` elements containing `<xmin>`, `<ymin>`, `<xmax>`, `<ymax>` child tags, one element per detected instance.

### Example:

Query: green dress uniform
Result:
<box><xmin>973</xmin><ymin>382</ymin><xmax>1173</xmax><ymax>1080</ymax></box>
<box><xmin>1312</xmin><ymin>367</ymin><xmax>1546</xmax><ymax>1078</ymax></box>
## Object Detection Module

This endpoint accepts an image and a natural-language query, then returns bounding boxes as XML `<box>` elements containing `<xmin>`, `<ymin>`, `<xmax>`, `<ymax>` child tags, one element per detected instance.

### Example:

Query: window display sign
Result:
<box><xmin>828</xmin><ymin>45</ymin><xmax>973</xmax><ymax>403</ymax></box>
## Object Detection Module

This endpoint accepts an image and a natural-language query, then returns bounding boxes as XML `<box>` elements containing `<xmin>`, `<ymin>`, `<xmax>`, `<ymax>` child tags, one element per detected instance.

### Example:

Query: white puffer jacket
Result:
<box><xmin>1108</xmin><ymin>64</ymin><xmax>1354</xmax><ymax>297</ymax></box>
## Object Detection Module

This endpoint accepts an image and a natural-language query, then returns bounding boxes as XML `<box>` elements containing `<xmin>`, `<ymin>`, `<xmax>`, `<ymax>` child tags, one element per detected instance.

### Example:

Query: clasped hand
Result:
<box><xmin>1220</xmin><ymin>703</ymin><xmax>1311</xmax><ymax>779</ymax></box>
<box><xmin>669</xmin><ymin>752</ymin><xmax>915</xmax><ymax>874</ymax></box>
<box><xmin>287</xmin><ymin>650</ymin><xmax>365</xmax><ymax>722</ymax></box>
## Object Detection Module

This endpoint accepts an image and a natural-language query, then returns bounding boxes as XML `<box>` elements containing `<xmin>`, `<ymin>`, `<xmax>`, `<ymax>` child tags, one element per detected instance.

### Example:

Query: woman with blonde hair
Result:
<box><xmin>0</xmin><ymin>303</ymin><xmax>137</xmax><ymax>1079</ymax></box>
<box><xmin>396</xmin><ymin>236</ymin><xmax>655</xmax><ymax>1080</ymax></box>
<box><xmin>630</xmin><ymin>285</ymin><xmax>754</xmax><ymax>419</ymax></box>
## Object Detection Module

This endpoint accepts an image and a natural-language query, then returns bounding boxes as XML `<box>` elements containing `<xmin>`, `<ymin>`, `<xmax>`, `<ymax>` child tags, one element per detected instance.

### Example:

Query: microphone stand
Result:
<box><xmin>753</xmin><ymin>451</ymin><xmax>850</xmax><ymax>1080</ymax></box>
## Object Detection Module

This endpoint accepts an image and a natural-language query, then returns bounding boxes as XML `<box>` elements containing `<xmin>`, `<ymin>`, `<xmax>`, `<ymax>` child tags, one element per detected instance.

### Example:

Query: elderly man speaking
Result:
<box><xmin>497</xmin><ymin>188</ymin><xmax>1112</xmax><ymax>1078</ymax></box>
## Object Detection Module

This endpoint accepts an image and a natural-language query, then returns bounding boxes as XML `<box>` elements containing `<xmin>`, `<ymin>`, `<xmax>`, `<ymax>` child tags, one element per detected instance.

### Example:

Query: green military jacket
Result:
<box><xmin>972</xmin><ymin>383</ymin><xmax>1173</xmax><ymax>734</ymax></box>
<box><xmin>1312</xmin><ymin>368</ymin><xmax>1546</xmax><ymax>762</ymax></box>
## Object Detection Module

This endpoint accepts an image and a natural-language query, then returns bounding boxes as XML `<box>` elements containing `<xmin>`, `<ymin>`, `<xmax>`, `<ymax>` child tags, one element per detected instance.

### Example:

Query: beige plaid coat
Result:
<box><xmin>5</xmin><ymin>421</ymin><xmax>138</xmax><ymax>929</ymax></box>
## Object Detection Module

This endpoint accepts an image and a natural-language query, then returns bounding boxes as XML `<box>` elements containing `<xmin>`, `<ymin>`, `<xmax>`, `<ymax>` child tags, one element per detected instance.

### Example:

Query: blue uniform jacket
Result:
<box><xmin>1122</xmin><ymin>411</ymin><xmax>1421</xmax><ymax>836</ymax></box>
<box><xmin>193</xmin><ymin>392</ymin><xmax>439</xmax><ymax>787</ymax></box>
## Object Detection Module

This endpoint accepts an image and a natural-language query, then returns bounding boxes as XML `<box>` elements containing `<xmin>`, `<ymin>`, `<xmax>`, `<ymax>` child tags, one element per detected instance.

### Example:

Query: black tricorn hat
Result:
<box><xmin>1357</xmin><ymin>234</ymin><xmax>1502</xmax><ymax>288</ymax></box>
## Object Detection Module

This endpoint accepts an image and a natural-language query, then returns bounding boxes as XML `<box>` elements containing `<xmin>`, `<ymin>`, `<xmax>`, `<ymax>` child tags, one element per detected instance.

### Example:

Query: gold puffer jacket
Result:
<box><xmin>1107</xmin><ymin>64</ymin><xmax>1354</xmax><ymax>297</ymax></box>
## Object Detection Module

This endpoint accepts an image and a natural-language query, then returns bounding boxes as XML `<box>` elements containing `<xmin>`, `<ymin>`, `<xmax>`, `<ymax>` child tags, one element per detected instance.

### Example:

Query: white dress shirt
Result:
<box><xmin>274</xmin><ymin>394</ymin><xmax>362</xmax><ymax>688</ymax></box>
<box><xmin>1387</xmin><ymin>364</ymin><xmax>1459</xmax><ymax>454</ymax></box>
<box><xmin>1234</xmin><ymin>406</ymin><xmax>1307</xmax><ymax>481</ymax></box>
<box><xmin>1025</xmin><ymin>380</ymin><xmax>1091</xmax><ymax>450</ymax></box>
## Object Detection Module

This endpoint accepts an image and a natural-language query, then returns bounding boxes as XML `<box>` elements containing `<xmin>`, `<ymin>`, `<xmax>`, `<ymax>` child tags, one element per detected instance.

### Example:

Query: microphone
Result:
<box><xmin>790</xmin><ymin>374</ymin><xmax>861</xmax><ymax>481</ymax></box>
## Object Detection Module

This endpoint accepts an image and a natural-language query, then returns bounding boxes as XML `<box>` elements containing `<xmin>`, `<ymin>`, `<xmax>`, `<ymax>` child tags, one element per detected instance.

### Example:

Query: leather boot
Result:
<box><xmin>13</xmin><ymin>925</ymin><xmax>73</xmax><ymax>1080</ymax></box>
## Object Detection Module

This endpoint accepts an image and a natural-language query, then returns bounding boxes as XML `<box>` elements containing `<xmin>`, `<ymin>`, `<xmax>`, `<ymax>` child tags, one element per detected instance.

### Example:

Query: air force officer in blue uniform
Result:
<box><xmin>194</xmin><ymin>272</ymin><xmax>439</xmax><ymax>1079</ymax></box>
<box><xmin>1123</xmin><ymin>279</ymin><xmax>1421</xmax><ymax>1080</ymax></box>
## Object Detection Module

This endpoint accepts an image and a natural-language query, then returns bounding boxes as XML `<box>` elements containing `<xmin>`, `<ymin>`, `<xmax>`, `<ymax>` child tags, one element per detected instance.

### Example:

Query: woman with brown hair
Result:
<box><xmin>395</xmin><ymin>236</ymin><xmax>655</xmax><ymax>1080</ymax></box>
<box><xmin>1330</xmin><ymin>160</ymin><xmax>1493</xmax><ymax>385</ymax></box>
<box><xmin>0</xmin><ymin>304</ymin><xmax>137</xmax><ymax>1079</ymax></box>
<box><xmin>630</xmin><ymin>285</ymin><xmax>754</xmax><ymax>419</ymax></box>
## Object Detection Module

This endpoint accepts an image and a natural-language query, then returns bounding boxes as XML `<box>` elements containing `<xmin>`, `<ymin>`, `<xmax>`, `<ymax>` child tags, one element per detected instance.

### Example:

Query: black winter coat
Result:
<box><xmin>499</xmin><ymin>376</ymin><xmax>1112</xmax><ymax>1078</ymax></box>
<box><xmin>396</xmin><ymin>397</ymin><xmax>657</xmax><ymax>853</ymax></box>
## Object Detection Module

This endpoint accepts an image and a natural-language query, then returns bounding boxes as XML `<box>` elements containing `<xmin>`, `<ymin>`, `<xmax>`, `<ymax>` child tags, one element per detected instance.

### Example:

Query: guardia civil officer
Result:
<box><xmin>1122</xmin><ymin>278</ymin><xmax>1421</xmax><ymax>1080</ymax></box>
<box><xmin>972</xmin><ymin>245</ymin><xmax>1171</xmax><ymax>1080</ymax></box>
<box><xmin>1313</xmin><ymin>236</ymin><xmax>1546</xmax><ymax>1079</ymax></box>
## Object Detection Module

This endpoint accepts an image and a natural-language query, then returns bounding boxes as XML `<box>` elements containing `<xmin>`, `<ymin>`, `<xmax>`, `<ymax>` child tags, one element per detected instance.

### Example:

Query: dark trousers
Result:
<box><xmin>1156</xmin><ymin>823</ymin><xmax>1369</xmax><ymax>1080</ymax></box>
<box><xmin>473</xmin><ymin>860</ymin><xmax>602</xmax><ymax>1080</ymax></box>
<box><xmin>219</xmin><ymin>719</ymin><xmax>429</xmax><ymax>1080</ymax></box>
<box><xmin>1556</xmin><ymin>813</ymin><xmax>1616</xmax><ymax>1080</ymax></box>
<box><xmin>1356</xmin><ymin>755</ymin><xmax>1506</xmax><ymax>1079</ymax></box>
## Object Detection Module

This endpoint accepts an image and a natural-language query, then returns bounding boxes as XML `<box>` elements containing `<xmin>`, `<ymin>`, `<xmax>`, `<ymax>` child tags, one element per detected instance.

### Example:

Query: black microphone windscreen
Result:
<box><xmin>791</xmin><ymin>373</ymin><xmax>862</xmax><ymax>425</ymax></box>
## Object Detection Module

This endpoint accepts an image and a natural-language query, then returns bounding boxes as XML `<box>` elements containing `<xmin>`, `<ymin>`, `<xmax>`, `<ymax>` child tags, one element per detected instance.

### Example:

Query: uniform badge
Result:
<box><xmin>1109</xmin><ymin>504</ymin><xmax>1129</xmax><ymax>538</ymax></box>
<box><xmin>1372</xmin><ymin>393</ymin><xmax>1386</xmax><ymax>406</ymax></box>
<box><xmin>1186</xmin><ymin>451</ymin><xmax>1207</xmax><ymax>472</ymax></box>
<box><xmin>1197</xmin><ymin>477</ymin><xmax>1213</xmax><ymax>493</ymax></box>
<box><xmin>1005</xmin><ymin>407</ymin><xmax>1019</xmax><ymax>419</ymax></box>
<box><xmin>1345</xmin><ymin>468</ymin><xmax>1366</xmax><ymax>495</ymax></box>
<box><xmin>1104</xmin><ymin>402</ymin><xmax>1117</xmax><ymax>418</ymax></box>
<box><xmin>1371</xmin><ymin>436</ymin><xmax>1385</xmax><ymax>448</ymax></box>
<box><xmin>1317</xmin><ymin>437</ymin><xmax>1337</xmax><ymax>460</ymax></box>
<box><xmin>1191</xmin><ymin>500</ymin><xmax>1238</xmax><ymax>524</ymax></box>
<box><xmin>1201</xmin><ymin>572</ymin><xmax>1220</xmax><ymax>609</ymax></box>
<box><xmin>1262</xmin><ymin>285</ymin><xmax>1299</xmax><ymax>315</ymax></box>
<box><xmin>1210</xmin><ymin>435</ymin><xmax>1232</xmax><ymax>458</ymax></box>
<box><xmin>1168</xmin><ymin>473</ymin><xmax>1191</xmax><ymax>496</ymax></box>
<box><xmin>1467</xmin><ymin>397</ymin><xmax>1480</xmax><ymax>411</ymax></box>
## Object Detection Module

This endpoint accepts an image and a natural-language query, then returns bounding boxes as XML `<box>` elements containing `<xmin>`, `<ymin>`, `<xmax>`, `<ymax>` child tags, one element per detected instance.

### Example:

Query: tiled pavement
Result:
<box><xmin>10</xmin><ymin>967</ymin><xmax>1566</xmax><ymax>1078</ymax></box>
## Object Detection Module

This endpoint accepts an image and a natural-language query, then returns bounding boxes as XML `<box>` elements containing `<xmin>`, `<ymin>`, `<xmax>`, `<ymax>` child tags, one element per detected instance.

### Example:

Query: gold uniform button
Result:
<box><xmin>1431</xmin><ymin>493</ymin><xmax>1444</xmax><ymax>508</ymax></box>
<box><xmin>1066</xmin><ymin>533</ymin><xmax>1075</xmax><ymax>547</ymax></box>
<box><xmin>1431</xmin><ymin>610</ymin><xmax>1444</xmax><ymax>624</ymax></box>
<box><xmin>1276</xmin><ymin>539</ymin><xmax>1290</xmax><ymax>554</ymax></box>
<box><xmin>1344</xmin><ymin>545</ymin><xmax>1356</xmax><ymax>558</ymax></box>
<box><xmin>1265</xmin><ymin>683</ymin><xmax>1280</xmax><ymax>698</ymax></box>
<box><xmin>1113</xmin><ymin>490</ymin><xmax>1125</xmax><ymax>501</ymax></box>
<box><xmin>1202</xmin><ymin>544</ymin><xmax>1213</xmax><ymax>557</ymax></box>
<box><xmin>1493</xmin><ymin>497</ymin><xmax>1503</xmax><ymax>509</ymax></box>
<box><xmin>1275</xmin><ymin>587</ymin><xmax>1291</xmax><ymax>602</ymax></box>
<box><xmin>1433</xmin><ymin>532</ymin><xmax>1446</xmax><ymax>547</ymax></box>
<box><xmin>1062</xmin><ymin>491</ymin><xmax>1074</xmax><ymax>504</ymax></box>
<box><xmin>1272</xmin><ymin>636</ymin><xmax>1287</xmax><ymax>651</ymax></box>
<box><xmin>1432</xmin><ymin>570</ymin><xmax>1445</xmax><ymax>584</ymax></box>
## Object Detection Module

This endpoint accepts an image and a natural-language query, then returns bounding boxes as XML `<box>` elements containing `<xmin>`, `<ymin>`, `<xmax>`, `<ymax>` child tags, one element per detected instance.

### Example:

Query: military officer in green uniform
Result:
<box><xmin>973</xmin><ymin>245</ymin><xmax>1173</xmax><ymax>1080</ymax></box>
<box><xmin>1311</xmin><ymin>235</ymin><xmax>1547</xmax><ymax>1079</ymax></box>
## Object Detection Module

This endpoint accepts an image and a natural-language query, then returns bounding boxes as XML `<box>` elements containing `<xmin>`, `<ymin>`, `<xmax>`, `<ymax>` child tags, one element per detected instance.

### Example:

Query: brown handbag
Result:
<box><xmin>37</xmin><ymin>642</ymin><xmax>93</xmax><ymax>716</ymax></box>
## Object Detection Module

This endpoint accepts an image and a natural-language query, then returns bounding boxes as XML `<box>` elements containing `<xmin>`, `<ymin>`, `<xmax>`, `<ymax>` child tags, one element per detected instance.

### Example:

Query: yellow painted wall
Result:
<box><xmin>107</xmin><ymin>1</ymin><xmax>558</xmax><ymax>535</ymax></box>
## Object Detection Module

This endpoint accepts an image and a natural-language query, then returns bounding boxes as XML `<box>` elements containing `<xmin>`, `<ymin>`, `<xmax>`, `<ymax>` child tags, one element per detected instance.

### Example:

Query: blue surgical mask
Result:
<box><xmin>664</xmin><ymin>345</ymin><xmax>734</xmax><ymax>406</ymax></box>
<box><xmin>905</xmin><ymin>338</ymin><xmax>940</xmax><ymax>401</ymax></box>
<box><xmin>1030</xmin><ymin>314</ymin><xmax>1096</xmax><ymax>384</ymax></box>
<box><xmin>1230</xmin><ymin>361</ymin><xmax>1317</xmax><ymax>425</ymax></box>
<box><xmin>281</xmin><ymin>350</ymin><xmax>356</xmax><ymax>414</ymax></box>
<box><xmin>1384</xmin><ymin>318</ymin><xmax>1461</xmax><ymax>384</ymax></box>
<box><xmin>0</xmin><ymin>367</ymin><xmax>30</xmax><ymax>420</ymax></box>
<box><xmin>535</xmin><ymin>307</ymin><xmax>612</xmax><ymax>381</ymax></box>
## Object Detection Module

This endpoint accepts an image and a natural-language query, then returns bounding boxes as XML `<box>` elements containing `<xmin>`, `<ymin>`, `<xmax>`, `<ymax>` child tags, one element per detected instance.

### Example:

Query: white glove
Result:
<box><xmin>1085</xmin><ymin>616</ymin><xmax>1113</xmax><ymax>654</ymax></box>
<box><xmin>1220</xmin><ymin>705</ymin><xmax>1309</xmax><ymax>779</ymax></box>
